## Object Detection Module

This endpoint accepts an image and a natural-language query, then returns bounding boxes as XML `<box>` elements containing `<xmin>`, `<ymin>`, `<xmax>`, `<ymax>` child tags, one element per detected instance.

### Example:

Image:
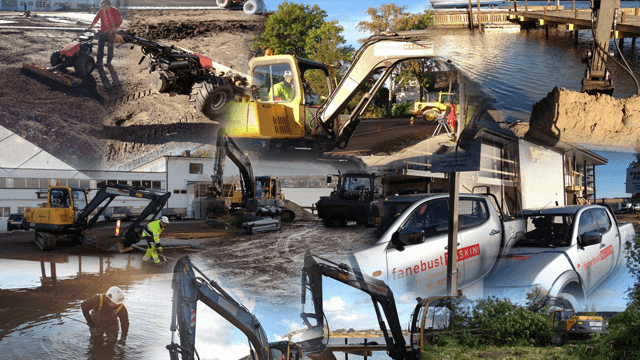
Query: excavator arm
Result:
<box><xmin>212</xmin><ymin>128</ymin><xmax>255</xmax><ymax>201</ymax></box>
<box><xmin>300</xmin><ymin>251</ymin><xmax>419</xmax><ymax>360</ymax></box>
<box><xmin>314</xmin><ymin>30</ymin><xmax>439</xmax><ymax>150</ymax></box>
<box><xmin>581</xmin><ymin>0</ymin><xmax>620</xmax><ymax>95</ymax></box>
<box><xmin>75</xmin><ymin>183</ymin><xmax>170</xmax><ymax>231</ymax></box>
<box><xmin>168</xmin><ymin>256</ymin><xmax>270</xmax><ymax>360</ymax></box>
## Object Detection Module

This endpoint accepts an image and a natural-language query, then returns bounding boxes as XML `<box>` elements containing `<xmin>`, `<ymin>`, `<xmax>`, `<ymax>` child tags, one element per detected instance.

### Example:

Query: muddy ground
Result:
<box><xmin>0</xmin><ymin>216</ymin><xmax>379</xmax><ymax>303</ymax></box>
<box><xmin>0</xmin><ymin>10</ymin><xmax>263</xmax><ymax>170</ymax></box>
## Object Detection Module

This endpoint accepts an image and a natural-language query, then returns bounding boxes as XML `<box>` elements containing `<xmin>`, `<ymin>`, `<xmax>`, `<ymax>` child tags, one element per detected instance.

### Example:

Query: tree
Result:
<box><xmin>304</xmin><ymin>20</ymin><xmax>354</xmax><ymax>96</ymax></box>
<box><xmin>252</xmin><ymin>2</ymin><xmax>327</xmax><ymax>58</ymax></box>
<box><xmin>356</xmin><ymin>4</ymin><xmax>435</xmax><ymax>114</ymax></box>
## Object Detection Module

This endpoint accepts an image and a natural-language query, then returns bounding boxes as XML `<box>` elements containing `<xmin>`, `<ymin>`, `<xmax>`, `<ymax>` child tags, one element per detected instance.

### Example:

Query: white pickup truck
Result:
<box><xmin>350</xmin><ymin>193</ymin><xmax>527</xmax><ymax>297</ymax></box>
<box><xmin>484</xmin><ymin>204</ymin><xmax>635</xmax><ymax>307</ymax></box>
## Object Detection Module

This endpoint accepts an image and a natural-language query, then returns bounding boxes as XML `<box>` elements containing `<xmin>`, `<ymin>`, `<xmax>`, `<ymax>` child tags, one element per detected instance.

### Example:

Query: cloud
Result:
<box><xmin>324</xmin><ymin>296</ymin><xmax>346</xmax><ymax>312</ymax></box>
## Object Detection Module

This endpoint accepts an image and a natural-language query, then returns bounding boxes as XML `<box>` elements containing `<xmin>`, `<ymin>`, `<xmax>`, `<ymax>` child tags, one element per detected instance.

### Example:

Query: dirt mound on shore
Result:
<box><xmin>529</xmin><ymin>86</ymin><xmax>640</xmax><ymax>149</ymax></box>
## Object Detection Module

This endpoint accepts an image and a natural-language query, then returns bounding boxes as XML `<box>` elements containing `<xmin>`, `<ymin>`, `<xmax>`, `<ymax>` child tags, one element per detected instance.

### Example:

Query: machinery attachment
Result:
<box><xmin>300</xmin><ymin>251</ymin><xmax>419</xmax><ymax>360</ymax></box>
<box><xmin>581</xmin><ymin>0</ymin><xmax>620</xmax><ymax>95</ymax></box>
<box><xmin>168</xmin><ymin>256</ymin><xmax>303</xmax><ymax>360</ymax></box>
<box><xmin>408</xmin><ymin>294</ymin><xmax>468</xmax><ymax>352</ymax></box>
<box><xmin>21</xmin><ymin>63</ymin><xmax>83</xmax><ymax>86</ymax></box>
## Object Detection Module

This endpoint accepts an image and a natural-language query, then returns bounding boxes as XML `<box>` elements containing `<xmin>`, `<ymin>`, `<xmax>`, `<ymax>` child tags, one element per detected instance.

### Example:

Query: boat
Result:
<box><xmin>430</xmin><ymin>0</ymin><xmax>505</xmax><ymax>9</ymax></box>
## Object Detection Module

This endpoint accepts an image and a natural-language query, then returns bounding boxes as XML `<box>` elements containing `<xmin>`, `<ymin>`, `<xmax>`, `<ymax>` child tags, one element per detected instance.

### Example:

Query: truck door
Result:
<box><xmin>575</xmin><ymin>209</ymin><xmax>606</xmax><ymax>293</ymax></box>
<box><xmin>457</xmin><ymin>197</ymin><xmax>500</xmax><ymax>286</ymax></box>
<box><xmin>384</xmin><ymin>198</ymin><xmax>460</xmax><ymax>295</ymax></box>
<box><xmin>591</xmin><ymin>208</ymin><xmax>617</xmax><ymax>282</ymax></box>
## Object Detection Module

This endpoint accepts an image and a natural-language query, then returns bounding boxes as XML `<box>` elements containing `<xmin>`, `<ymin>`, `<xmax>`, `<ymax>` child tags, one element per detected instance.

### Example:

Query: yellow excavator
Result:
<box><xmin>410</xmin><ymin>92</ymin><xmax>456</xmax><ymax>123</ymax></box>
<box><xmin>222</xmin><ymin>30</ymin><xmax>444</xmax><ymax>154</ymax></box>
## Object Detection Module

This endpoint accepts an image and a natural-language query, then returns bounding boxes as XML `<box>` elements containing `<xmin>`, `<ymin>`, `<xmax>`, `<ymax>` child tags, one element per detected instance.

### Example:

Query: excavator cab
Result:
<box><xmin>25</xmin><ymin>186</ymin><xmax>89</xmax><ymax>227</ymax></box>
<box><xmin>224</xmin><ymin>54</ymin><xmax>332</xmax><ymax>152</ymax></box>
<box><xmin>267</xmin><ymin>341</ymin><xmax>304</xmax><ymax>360</ymax></box>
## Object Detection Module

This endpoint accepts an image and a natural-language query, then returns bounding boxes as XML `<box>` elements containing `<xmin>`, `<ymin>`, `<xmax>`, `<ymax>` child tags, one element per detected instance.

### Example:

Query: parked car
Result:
<box><xmin>484</xmin><ymin>204</ymin><xmax>635</xmax><ymax>308</ymax></box>
<box><xmin>351</xmin><ymin>193</ymin><xmax>526</xmax><ymax>297</ymax></box>
<box><xmin>7</xmin><ymin>213</ymin><xmax>25</xmax><ymax>231</ymax></box>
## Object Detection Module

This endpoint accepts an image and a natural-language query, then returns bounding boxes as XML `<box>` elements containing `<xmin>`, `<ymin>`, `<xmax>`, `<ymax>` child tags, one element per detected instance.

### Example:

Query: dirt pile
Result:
<box><xmin>529</xmin><ymin>86</ymin><xmax>640</xmax><ymax>149</ymax></box>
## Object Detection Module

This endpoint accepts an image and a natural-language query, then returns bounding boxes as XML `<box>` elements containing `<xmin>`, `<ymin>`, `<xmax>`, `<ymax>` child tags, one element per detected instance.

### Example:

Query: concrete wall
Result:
<box><xmin>165</xmin><ymin>157</ymin><xmax>216</xmax><ymax>219</ymax></box>
<box><xmin>518</xmin><ymin>139</ymin><xmax>565</xmax><ymax>209</ymax></box>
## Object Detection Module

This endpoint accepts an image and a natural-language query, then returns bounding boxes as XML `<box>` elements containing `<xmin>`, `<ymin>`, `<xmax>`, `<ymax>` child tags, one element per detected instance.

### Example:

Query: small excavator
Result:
<box><xmin>22</xmin><ymin>183</ymin><xmax>170</xmax><ymax>251</ymax></box>
<box><xmin>299</xmin><ymin>251</ymin><xmax>420</xmax><ymax>360</ymax></box>
<box><xmin>168</xmin><ymin>256</ymin><xmax>304</xmax><ymax>360</ymax></box>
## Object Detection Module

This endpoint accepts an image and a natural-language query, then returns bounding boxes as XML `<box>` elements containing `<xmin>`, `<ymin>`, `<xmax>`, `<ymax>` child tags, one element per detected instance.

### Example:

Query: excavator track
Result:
<box><xmin>35</xmin><ymin>231</ymin><xmax>56</xmax><ymax>251</ymax></box>
<box><xmin>108</xmin><ymin>88</ymin><xmax>156</xmax><ymax>107</ymax></box>
<box><xmin>78</xmin><ymin>232</ymin><xmax>98</xmax><ymax>248</ymax></box>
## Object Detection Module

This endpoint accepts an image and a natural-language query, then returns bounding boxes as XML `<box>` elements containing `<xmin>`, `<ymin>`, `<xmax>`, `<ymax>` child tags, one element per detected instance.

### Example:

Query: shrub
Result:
<box><xmin>391</xmin><ymin>101</ymin><xmax>414</xmax><ymax>118</ymax></box>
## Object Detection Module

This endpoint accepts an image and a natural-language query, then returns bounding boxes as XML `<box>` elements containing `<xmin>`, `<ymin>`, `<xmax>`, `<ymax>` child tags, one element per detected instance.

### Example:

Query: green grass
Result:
<box><xmin>420</xmin><ymin>343</ymin><xmax>593</xmax><ymax>360</ymax></box>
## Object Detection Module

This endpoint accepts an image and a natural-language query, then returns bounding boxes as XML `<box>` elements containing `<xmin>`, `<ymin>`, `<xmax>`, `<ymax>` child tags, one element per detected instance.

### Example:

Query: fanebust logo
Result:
<box><xmin>392</xmin><ymin>244</ymin><xmax>480</xmax><ymax>280</ymax></box>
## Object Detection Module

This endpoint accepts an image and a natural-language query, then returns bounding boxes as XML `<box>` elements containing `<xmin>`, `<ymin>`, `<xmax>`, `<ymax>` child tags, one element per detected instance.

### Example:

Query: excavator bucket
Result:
<box><xmin>21</xmin><ymin>63</ymin><xmax>83</xmax><ymax>87</ymax></box>
<box><xmin>116</xmin><ymin>242</ymin><xmax>134</xmax><ymax>253</ymax></box>
<box><xmin>308</xmin><ymin>349</ymin><xmax>338</xmax><ymax>360</ymax></box>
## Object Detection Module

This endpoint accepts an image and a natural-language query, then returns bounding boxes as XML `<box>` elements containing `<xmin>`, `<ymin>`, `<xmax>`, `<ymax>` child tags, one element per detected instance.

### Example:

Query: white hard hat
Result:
<box><xmin>100</xmin><ymin>0</ymin><xmax>111</xmax><ymax>8</ymax></box>
<box><xmin>106</xmin><ymin>286</ymin><xmax>125</xmax><ymax>305</ymax></box>
<box><xmin>161</xmin><ymin>216</ymin><xmax>170</xmax><ymax>224</ymax></box>
<box><xmin>283</xmin><ymin>70</ymin><xmax>293</xmax><ymax>77</ymax></box>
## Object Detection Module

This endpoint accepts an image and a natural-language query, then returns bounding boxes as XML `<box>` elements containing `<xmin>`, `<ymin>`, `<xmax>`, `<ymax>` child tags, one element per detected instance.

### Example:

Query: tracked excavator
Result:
<box><xmin>223</xmin><ymin>30</ymin><xmax>446</xmax><ymax>155</ymax></box>
<box><xmin>167</xmin><ymin>256</ymin><xmax>304</xmax><ymax>360</ymax></box>
<box><xmin>299</xmin><ymin>251</ymin><xmax>420</xmax><ymax>360</ymax></box>
<box><xmin>23</xmin><ymin>183</ymin><xmax>170</xmax><ymax>251</ymax></box>
<box><xmin>209</xmin><ymin>128</ymin><xmax>296</xmax><ymax>224</ymax></box>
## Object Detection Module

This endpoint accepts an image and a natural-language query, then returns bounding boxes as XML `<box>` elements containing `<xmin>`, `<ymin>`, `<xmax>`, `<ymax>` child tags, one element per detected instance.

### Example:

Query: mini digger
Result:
<box><xmin>410</xmin><ymin>92</ymin><xmax>456</xmax><ymax>123</ymax></box>
<box><xmin>22</xmin><ymin>30</ymin><xmax>97</xmax><ymax>86</ymax></box>
<box><xmin>550</xmin><ymin>306</ymin><xmax>607</xmax><ymax>346</ymax></box>
<box><xmin>23</xmin><ymin>183</ymin><xmax>170</xmax><ymax>251</ymax></box>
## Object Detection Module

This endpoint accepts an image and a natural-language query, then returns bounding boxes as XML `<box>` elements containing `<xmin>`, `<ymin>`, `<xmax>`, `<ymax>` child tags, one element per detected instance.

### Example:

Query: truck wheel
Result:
<box><xmin>243</xmin><ymin>0</ymin><xmax>258</xmax><ymax>15</ymax></box>
<box><xmin>322</xmin><ymin>218</ymin><xmax>335</xmax><ymax>227</ymax></box>
<box><xmin>551</xmin><ymin>334</ymin><xmax>565</xmax><ymax>347</ymax></box>
<box><xmin>190</xmin><ymin>78</ymin><xmax>232</xmax><ymax>117</ymax></box>
<box><xmin>422</xmin><ymin>109</ymin><xmax>438</xmax><ymax>123</ymax></box>
<box><xmin>281</xmin><ymin>210</ymin><xmax>296</xmax><ymax>223</ymax></box>
<box><xmin>50</xmin><ymin>51</ymin><xmax>62</xmax><ymax>67</ymax></box>
<box><xmin>74</xmin><ymin>55</ymin><xmax>95</xmax><ymax>77</ymax></box>
<box><xmin>35</xmin><ymin>232</ymin><xmax>56</xmax><ymax>251</ymax></box>
<box><xmin>216</xmin><ymin>0</ymin><xmax>231</xmax><ymax>8</ymax></box>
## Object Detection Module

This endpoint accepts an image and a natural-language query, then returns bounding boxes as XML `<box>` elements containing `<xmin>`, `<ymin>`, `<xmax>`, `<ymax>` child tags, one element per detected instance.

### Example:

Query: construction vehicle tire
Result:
<box><xmin>50</xmin><ymin>51</ymin><xmax>62</xmax><ymax>67</ymax></box>
<box><xmin>281</xmin><ymin>209</ymin><xmax>296</xmax><ymax>222</ymax></box>
<box><xmin>551</xmin><ymin>334</ymin><xmax>565</xmax><ymax>347</ymax></box>
<box><xmin>190</xmin><ymin>78</ymin><xmax>232</xmax><ymax>117</ymax></box>
<box><xmin>322</xmin><ymin>218</ymin><xmax>335</xmax><ymax>227</ymax></box>
<box><xmin>422</xmin><ymin>109</ymin><xmax>438</xmax><ymax>123</ymax></box>
<box><xmin>74</xmin><ymin>55</ymin><xmax>95</xmax><ymax>77</ymax></box>
<box><xmin>216</xmin><ymin>0</ymin><xmax>231</xmax><ymax>8</ymax></box>
<box><xmin>243</xmin><ymin>0</ymin><xmax>259</xmax><ymax>15</ymax></box>
<box><xmin>35</xmin><ymin>231</ymin><xmax>56</xmax><ymax>251</ymax></box>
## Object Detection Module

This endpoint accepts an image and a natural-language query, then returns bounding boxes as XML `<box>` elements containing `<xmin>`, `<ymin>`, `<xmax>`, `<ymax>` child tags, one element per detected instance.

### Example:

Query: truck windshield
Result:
<box><xmin>518</xmin><ymin>215</ymin><xmax>572</xmax><ymax>247</ymax></box>
<box><xmin>254</xmin><ymin>64</ymin><xmax>296</xmax><ymax>103</ymax></box>
<box><xmin>342</xmin><ymin>176</ymin><xmax>371</xmax><ymax>191</ymax></box>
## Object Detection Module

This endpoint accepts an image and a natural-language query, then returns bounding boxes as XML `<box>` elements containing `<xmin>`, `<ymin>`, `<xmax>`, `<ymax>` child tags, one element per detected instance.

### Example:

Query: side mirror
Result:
<box><xmin>581</xmin><ymin>231</ymin><xmax>602</xmax><ymax>246</ymax></box>
<box><xmin>326</xmin><ymin>175</ymin><xmax>332</xmax><ymax>184</ymax></box>
<box><xmin>398</xmin><ymin>227</ymin><xmax>426</xmax><ymax>246</ymax></box>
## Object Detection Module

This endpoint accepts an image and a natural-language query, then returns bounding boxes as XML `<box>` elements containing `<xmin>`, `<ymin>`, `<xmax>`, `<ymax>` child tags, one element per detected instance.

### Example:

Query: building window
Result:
<box><xmin>132</xmin><ymin>181</ymin><xmax>141</xmax><ymax>187</ymax></box>
<box><xmin>118</xmin><ymin>180</ymin><xmax>128</xmax><ymax>185</ymax></box>
<box><xmin>152</xmin><ymin>181</ymin><xmax>162</xmax><ymax>190</ymax></box>
<box><xmin>17</xmin><ymin>207</ymin><xmax>26</xmax><ymax>214</ymax></box>
<box><xmin>0</xmin><ymin>178</ymin><xmax>5</xmax><ymax>189</ymax></box>
<box><xmin>26</xmin><ymin>178</ymin><xmax>38</xmax><ymax>188</ymax></box>
<box><xmin>14</xmin><ymin>178</ymin><xmax>26</xmax><ymax>189</ymax></box>
<box><xmin>142</xmin><ymin>180</ymin><xmax>151</xmax><ymax>188</ymax></box>
<box><xmin>173</xmin><ymin>190</ymin><xmax>180</xmax><ymax>194</ymax></box>
<box><xmin>0</xmin><ymin>207</ymin><xmax>10</xmax><ymax>217</ymax></box>
<box><xmin>189</xmin><ymin>163</ymin><xmax>204</xmax><ymax>174</ymax></box>
<box><xmin>181</xmin><ymin>190</ymin><xmax>187</xmax><ymax>194</ymax></box>
<box><xmin>107</xmin><ymin>180</ymin><xmax>118</xmax><ymax>186</ymax></box>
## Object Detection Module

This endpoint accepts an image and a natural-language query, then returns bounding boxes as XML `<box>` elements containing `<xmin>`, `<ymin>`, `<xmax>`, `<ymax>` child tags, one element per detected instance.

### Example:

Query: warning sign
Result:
<box><xmin>627</xmin><ymin>167</ymin><xmax>640</xmax><ymax>194</ymax></box>
<box><xmin>430</xmin><ymin>137</ymin><xmax>482</xmax><ymax>173</ymax></box>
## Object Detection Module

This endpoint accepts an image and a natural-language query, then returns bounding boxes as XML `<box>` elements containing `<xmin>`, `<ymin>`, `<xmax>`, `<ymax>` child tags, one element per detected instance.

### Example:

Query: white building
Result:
<box><xmin>0</xmin><ymin>126</ymin><xmax>216</xmax><ymax>231</ymax></box>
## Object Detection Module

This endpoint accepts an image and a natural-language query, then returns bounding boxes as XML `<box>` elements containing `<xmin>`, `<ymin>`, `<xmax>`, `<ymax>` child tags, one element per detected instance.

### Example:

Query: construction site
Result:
<box><xmin>1</xmin><ymin>0</ymin><xmax>640</xmax><ymax>359</ymax></box>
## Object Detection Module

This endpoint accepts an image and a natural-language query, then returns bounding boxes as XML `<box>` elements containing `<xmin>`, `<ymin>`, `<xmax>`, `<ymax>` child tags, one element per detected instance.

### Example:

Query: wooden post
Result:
<box><xmin>575</xmin><ymin>8</ymin><xmax>579</xmax><ymax>18</ymax></box>
<box><xmin>547</xmin><ymin>0</ymin><xmax>550</xmax><ymax>6</ymax></box>
<box><xmin>513</xmin><ymin>0</ymin><xmax>518</xmax><ymax>12</ymax></box>
<box><xmin>555</xmin><ymin>0</ymin><xmax>559</xmax><ymax>11</ymax></box>
<box><xmin>622</xmin><ymin>12</ymin><xmax>627</xmax><ymax>24</ymax></box>
<box><xmin>572</xmin><ymin>0</ymin><xmax>575</xmax><ymax>10</ymax></box>
<box><xmin>477</xmin><ymin>0</ymin><xmax>481</xmax><ymax>27</ymax></box>
<box><xmin>364</xmin><ymin>339</ymin><xmax>368</xmax><ymax>360</ymax></box>
<box><xmin>446</xmin><ymin>172</ymin><xmax>460</xmax><ymax>297</ymax></box>
<box><xmin>345</xmin><ymin>338</ymin><xmax>348</xmax><ymax>360</ymax></box>
<box><xmin>469</xmin><ymin>0</ymin><xmax>473</xmax><ymax>28</ymax></box>
<box><xmin>544</xmin><ymin>7</ymin><xmax>547</xmax><ymax>15</ymax></box>
<box><xmin>575</xmin><ymin>30</ymin><xmax>579</xmax><ymax>44</ymax></box>
<box><xmin>636</xmin><ymin>7</ymin><xmax>640</xmax><ymax>16</ymax></box>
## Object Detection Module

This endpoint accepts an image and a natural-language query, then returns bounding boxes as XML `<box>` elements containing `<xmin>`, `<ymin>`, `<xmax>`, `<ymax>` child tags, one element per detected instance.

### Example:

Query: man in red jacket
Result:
<box><xmin>89</xmin><ymin>0</ymin><xmax>122</xmax><ymax>66</ymax></box>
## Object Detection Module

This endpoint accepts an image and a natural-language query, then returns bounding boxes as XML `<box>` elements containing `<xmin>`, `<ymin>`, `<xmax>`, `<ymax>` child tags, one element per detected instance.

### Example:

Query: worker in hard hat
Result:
<box><xmin>142</xmin><ymin>216</ymin><xmax>169</xmax><ymax>264</ymax></box>
<box><xmin>88</xmin><ymin>0</ymin><xmax>122</xmax><ymax>67</ymax></box>
<box><xmin>269</xmin><ymin>70</ymin><xmax>295</xmax><ymax>101</ymax></box>
<box><xmin>81</xmin><ymin>286</ymin><xmax>129</xmax><ymax>346</ymax></box>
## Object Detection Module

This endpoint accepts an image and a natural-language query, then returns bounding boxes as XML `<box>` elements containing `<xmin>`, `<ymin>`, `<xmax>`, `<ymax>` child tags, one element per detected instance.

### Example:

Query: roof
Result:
<box><xmin>521</xmin><ymin>205</ymin><xmax>600</xmax><ymax>216</ymax></box>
